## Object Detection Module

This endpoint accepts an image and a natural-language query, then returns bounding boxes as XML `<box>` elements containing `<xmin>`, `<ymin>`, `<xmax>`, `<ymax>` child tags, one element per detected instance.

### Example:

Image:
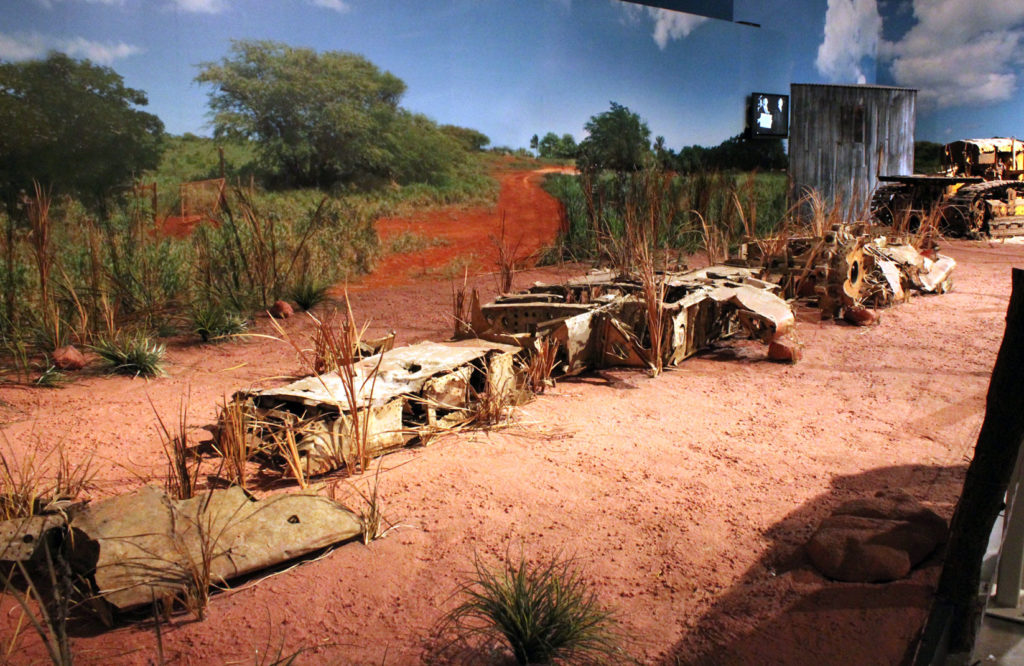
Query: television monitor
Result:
<box><xmin>748</xmin><ymin>93</ymin><xmax>789</xmax><ymax>138</ymax></box>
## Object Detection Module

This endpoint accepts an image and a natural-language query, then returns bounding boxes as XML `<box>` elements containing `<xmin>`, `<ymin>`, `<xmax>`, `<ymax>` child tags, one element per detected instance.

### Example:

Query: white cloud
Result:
<box><xmin>169</xmin><ymin>0</ymin><xmax>226</xmax><ymax>13</ymax></box>
<box><xmin>59</xmin><ymin>36</ymin><xmax>142</xmax><ymax>63</ymax></box>
<box><xmin>648</xmin><ymin>8</ymin><xmax>707</xmax><ymax>49</ymax></box>
<box><xmin>816</xmin><ymin>0</ymin><xmax>882</xmax><ymax>85</ymax></box>
<box><xmin>310</xmin><ymin>0</ymin><xmax>349</xmax><ymax>12</ymax></box>
<box><xmin>0</xmin><ymin>32</ymin><xmax>141</xmax><ymax>64</ymax></box>
<box><xmin>612</xmin><ymin>2</ymin><xmax>709</xmax><ymax>48</ymax></box>
<box><xmin>881</xmin><ymin>0</ymin><xmax>1024</xmax><ymax>110</ymax></box>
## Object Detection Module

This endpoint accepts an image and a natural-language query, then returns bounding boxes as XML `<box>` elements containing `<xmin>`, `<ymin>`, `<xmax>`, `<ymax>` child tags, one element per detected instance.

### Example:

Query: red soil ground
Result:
<box><xmin>1</xmin><ymin>167</ymin><xmax>1021</xmax><ymax>665</ymax></box>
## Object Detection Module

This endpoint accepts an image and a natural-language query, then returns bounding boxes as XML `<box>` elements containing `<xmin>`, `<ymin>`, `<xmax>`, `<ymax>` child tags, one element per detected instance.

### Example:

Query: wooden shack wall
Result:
<box><xmin>790</xmin><ymin>84</ymin><xmax>916</xmax><ymax>217</ymax></box>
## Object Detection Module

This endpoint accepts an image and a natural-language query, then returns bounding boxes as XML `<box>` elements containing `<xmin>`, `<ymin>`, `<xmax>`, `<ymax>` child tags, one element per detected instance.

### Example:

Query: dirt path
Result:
<box><xmin>357</xmin><ymin>167</ymin><xmax>570</xmax><ymax>289</ymax></box>
<box><xmin>0</xmin><ymin>169</ymin><xmax>1020</xmax><ymax>664</ymax></box>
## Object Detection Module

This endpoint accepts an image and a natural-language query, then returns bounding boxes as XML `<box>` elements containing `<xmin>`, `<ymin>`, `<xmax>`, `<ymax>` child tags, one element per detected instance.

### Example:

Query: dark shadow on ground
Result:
<box><xmin>662</xmin><ymin>463</ymin><xmax>966</xmax><ymax>666</ymax></box>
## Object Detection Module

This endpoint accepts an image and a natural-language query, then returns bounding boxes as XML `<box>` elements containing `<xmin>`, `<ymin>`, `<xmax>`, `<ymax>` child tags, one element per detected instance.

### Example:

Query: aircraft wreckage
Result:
<box><xmin>0</xmin><ymin>226</ymin><xmax>956</xmax><ymax>617</ymax></box>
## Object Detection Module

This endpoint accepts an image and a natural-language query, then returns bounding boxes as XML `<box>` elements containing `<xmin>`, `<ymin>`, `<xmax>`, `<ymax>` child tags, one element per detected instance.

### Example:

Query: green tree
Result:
<box><xmin>440</xmin><ymin>125</ymin><xmax>490</xmax><ymax>152</ymax></box>
<box><xmin>673</xmin><ymin>134</ymin><xmax>787</xmax><ymax>172</ymax></box>
<box><xmin>537</xmin><ymin>132</ymin><xmax>578</xmax><ymax>159</ymax></box>
<box><xmin>196</xmin><ymin>40</ymin><xmax>409</xmax><ymax>188</ymax></box>
<box><xmin>914</xmin><ymin>141</ymin><xmax>944</xmax><ymax>174</ymax></box>
<box><xmin>577</xmin><ymin>102</ymin><xmax>651</xmax><ymax>172</ymax></box>
<box><xmin>0</xmin><ymin>52</ymin><xmax>164</xmax><ymax>214</ymax></box>
<box><xmin>386</xmin><ymin>112</ymin><xmax>466</xmax><ymax>185</ymax></box>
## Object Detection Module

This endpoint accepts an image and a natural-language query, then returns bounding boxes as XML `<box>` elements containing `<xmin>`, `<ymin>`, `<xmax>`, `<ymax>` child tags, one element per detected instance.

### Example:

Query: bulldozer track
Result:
<box><xmin>947</xmin><ymin>180</ymin><xmax>1024</xmax><ymax>237</ymax></box>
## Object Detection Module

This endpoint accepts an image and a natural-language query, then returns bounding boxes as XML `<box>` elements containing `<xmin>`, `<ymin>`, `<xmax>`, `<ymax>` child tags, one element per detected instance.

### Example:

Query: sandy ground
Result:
<box><xmin>2</xmin><ymin>168</ymin><xmax>1022</xmax><ymax>665</ymax></box>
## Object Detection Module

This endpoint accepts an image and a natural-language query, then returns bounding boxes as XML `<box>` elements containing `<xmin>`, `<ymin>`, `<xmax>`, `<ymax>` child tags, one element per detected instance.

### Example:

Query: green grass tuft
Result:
<box><xmin>288</xmin><ymin>279</ymin><xmax>331</xmax><ymax>312</ymax></box>
<box><xmin>443</xmin><ymin>551</ymin><xmax>621</xmax><ymax>665</ymax></box>
<box><xmin>91</xmin><ymin>333</ymin><xmax>166</xmax><ymax>377</ymax></box>
<box><xmin>192</xmin><ymin>305</ymin><xmax>249</xmax><ymax>342</ymax></box>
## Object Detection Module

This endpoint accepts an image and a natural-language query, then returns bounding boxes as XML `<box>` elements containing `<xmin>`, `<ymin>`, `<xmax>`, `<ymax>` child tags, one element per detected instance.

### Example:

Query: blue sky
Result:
<box><xmin>2</xmin><ymin>0</ymin><xmax>1023</xmax><ymax>151</ymax></box>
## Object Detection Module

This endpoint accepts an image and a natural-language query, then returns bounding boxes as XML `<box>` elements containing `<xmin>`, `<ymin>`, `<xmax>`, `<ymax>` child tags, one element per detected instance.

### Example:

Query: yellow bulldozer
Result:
<box><xmin>871</xmin><ymin>137</ymin><xmax>1024</xmax><ymax>237</ymax></box>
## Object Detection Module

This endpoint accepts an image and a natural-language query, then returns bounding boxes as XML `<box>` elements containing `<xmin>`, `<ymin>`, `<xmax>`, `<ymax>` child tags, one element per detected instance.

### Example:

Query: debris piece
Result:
<box><xmin>805</xmin><ymin>489</ymin><xmax>947</xmax><ymax>583</ymax></box>
<box><xmin>13</xmin><ymin>485</ymin><xmax>363</xmax><ymax>612</ymax></box>
<box><xmin>471</xmin><ymin>265</ymin><xmax>795</xmax><ymax>373</ymax></box>
<box><xmin>742</xmin><ymin>224</ymin><xmax>955</xmax><ymax>319</ymax></box>
<box><xmin>229</xmin><ymin>339</ymin><xmax>520</xmax><ymax>477</ymax></box>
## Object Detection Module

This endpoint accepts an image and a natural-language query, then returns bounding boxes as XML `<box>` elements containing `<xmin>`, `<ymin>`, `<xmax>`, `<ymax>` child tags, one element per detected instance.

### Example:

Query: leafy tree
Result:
<box><xmin>530</xmin><ymin>134</ymin><xmax>540</xmax><ymax>152</ymax></box>
<box><xmin>0</xmin><ymin>52</ymin><xmax>164</xmax><ymax>214</ymax></box>
<box><xmin>536</xmin><ymin>132</ymin><xmax>578</xmax><ymax>159</ymax></box>
<box><xmin>386</xmin><ymin>112</ymin><xmax>466</xmax><ymax>185</ymax></box>
<box><xmin>577</xmin><ymin>102</ymin><xmax>651</xmax><ymax>172</ymax></box>
<box><xmin>914</xmin><ymin>141</ymin><xmax>944</xmax><ymax>174</ymax></box>
<box><xmin>196</xmin><ymin>40</ymin><xmax>410</xmax><ymax>188</ymax></box>
<box><xmin>673</xmin><ymin>134</ymin><xmax>787</xmax><ymax>173</ymax></box>
<box><xmin>440</xmin><ymin>125</ymin><xmax>490</xmax><ymax>152</ymax></box>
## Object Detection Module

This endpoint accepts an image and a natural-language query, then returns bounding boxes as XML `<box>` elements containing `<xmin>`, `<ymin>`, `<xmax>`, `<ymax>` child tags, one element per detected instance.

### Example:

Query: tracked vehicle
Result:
<box><xmin>871</xmin><ymin>138</ymin><xmax>1024</xmax><ymax>237</ymax></box>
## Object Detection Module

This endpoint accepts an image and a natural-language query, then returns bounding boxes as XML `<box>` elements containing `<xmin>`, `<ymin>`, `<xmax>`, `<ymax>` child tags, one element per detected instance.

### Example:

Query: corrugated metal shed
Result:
<box><xmin>790</xmin><ymin>83</ymin><xmax>916</xmax><ymax>216</ymax></box>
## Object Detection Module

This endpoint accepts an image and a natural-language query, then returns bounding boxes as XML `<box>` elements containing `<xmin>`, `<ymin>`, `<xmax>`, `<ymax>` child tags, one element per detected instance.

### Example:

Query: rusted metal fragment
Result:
<box><xmin>0</xmin><ymin>514</ymin><xmax>67</xmax><ymax>562</ymax></box>
<box><xmin>707</xmin><ymin>284</ymin><xmax>796</xmax><ymax>343</ymax></box>
<box><xmin>749</xmin><ymin>225</ymin><xmax>955</xmax><ymax>318</ymax></box>
<box><xmin>470</xmin><ymin>265</ymin><xmax>794</xmax><ymax>373</ymax></box>
<box><xmin>296</xmin><ymin>399</ymin><xmax>405</xmax><ymax>475</ymax></box>
<box><xmin>230</xmin><ymin>339</ymin><xmax>520</xmax><ymax>476</ymax></box>
<box><xmin>254</xmin><ymin>340</ymin><xmax>517</xmax><ymax>409</ymax></box>
<box><xmin>67</xmin><ymin>486</ymin><xmax>361</xmax><ymax>612</ymax></box>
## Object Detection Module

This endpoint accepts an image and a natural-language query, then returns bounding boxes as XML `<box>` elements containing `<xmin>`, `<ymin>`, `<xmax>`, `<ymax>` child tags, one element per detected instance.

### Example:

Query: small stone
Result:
<box><xmin>52</xmin><ymin>345</ymin><xmax>86</xmax><ymax>371</ymax></box>
<box><xmin>767</xmin><ymin>341</ymin><xmax>801</xmax><ymax>363</ymax></box>
<box><xmin>843</xmin><ymin>305</ymin><xmax>877</xmax><ymax>326</ymax></box>
<box><xmin>269</xmin><ymin>300</ymin><xmax>294</xmax><ymax>319</ymax></box>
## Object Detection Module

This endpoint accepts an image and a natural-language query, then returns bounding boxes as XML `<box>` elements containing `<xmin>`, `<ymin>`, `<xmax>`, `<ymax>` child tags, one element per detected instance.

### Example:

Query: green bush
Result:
<box><xmin>191</xmin><ymin>304</ymin><xmax>248</xmax><ymax>342</ymax></box>
<box><xmin>442</xmin><ymin>551</ymin><xmax>620</xmax><ymax>665</ymax></box>
<box><xmin>91</xmin><ymin>333</ymin><xmax>166</xmax><ymax>377</ymax></box>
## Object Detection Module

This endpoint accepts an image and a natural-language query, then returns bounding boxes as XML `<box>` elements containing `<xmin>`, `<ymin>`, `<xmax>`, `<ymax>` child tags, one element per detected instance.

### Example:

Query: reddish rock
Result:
<box><xmin>52</xmin><ymin>345</ymin><xmax>86</xmax><ymax>371</ymax></box>
<box><xmin>843</xmin><ymin>305</ymin><xmax>877</xmax><ymax>326</ymax></box>
<box><xmin>767</xmin><ymin>341</ymin><xmax>801</xmax><ymax>363</ymax></box>
<box><xmin>806</xmin><ymin>489</ymin><xmax>948</xmax><ymax>583</ymax></box>
<box><xmin>269</xmin><ymin>300</ymin><xmax>294</xmax><ymax>319</ymax></box>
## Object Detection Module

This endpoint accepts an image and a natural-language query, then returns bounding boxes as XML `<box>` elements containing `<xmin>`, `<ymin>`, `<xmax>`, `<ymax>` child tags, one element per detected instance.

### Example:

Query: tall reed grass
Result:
<box><xmin>541</xmin><ymin>169</ymin><xmax>789</xmax><ymax>263</ymax></box>
<box><xmin>0</xmin><ymin>184</ymin><xmax>384</xmax><ymax>380</ymax></box>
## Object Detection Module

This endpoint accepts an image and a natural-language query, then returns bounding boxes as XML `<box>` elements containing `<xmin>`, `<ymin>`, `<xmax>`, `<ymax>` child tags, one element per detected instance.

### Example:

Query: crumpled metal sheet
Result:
<box><xmin>233</xmin><ymin>339</ymin><xmax>521</xmax><ymax>477</ymax></box>
<box><xmin>64</xmin><ymin>485</ymin><xmax>362</xmax><ymax>612</ymax></box>
<box><xmin>253</xmin><ymin>340</ymin><xmax>517</xmax><ymax>409</ymax></box>
<box><xmin>749</xmin><ymin>226</ymin><xmax>956</xmax><ymax>316</ymax></box>
<box><xmin>471</xmin><ymin>265</ymin><xmax>795</xmax><ymax>373</ymax></box>
<box><xmin>0</xmin><ymin>514</ymin><xmax>66</xmax><ymax>562</ymax></box>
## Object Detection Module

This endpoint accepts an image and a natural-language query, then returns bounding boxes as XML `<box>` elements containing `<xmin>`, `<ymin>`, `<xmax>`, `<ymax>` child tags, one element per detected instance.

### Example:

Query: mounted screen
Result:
<box><xmin>748</xmin><ymin>92</ymin><xmax>789</xmax><ymax>138</ymax></box>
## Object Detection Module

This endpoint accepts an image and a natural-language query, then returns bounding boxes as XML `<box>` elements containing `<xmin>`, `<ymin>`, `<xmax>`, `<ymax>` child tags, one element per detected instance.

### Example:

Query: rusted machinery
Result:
<box><xmin>872</xmin><ymin>137</ymin><xmax>1024</xmax><ymax>237</ymax></box>
<box><xmin>742</xmin><ymin>225</ymin><xmax>955</xmax><ymax>320</ymax></box>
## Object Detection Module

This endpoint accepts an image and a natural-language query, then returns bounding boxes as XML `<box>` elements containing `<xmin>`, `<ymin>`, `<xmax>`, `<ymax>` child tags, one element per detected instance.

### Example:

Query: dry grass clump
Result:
<box><xmin>152</xmin><ymin>394</ymin><xmax>201</xmax><ymax>501</ymax></box>
<box><xmin>0</xmin><ymin>437</ymin><xmax>95</xmax><ymax>521</ymax></box>
<box><xmin>492</xmin><ymin>211</ymin><xmax>523</xmax><ymax>294</ymax></box>
<box><xmin>522</xmin><ymin>338</ymin><xmax>560</xmax><ymax>394</ymax></box>
<box><xmin>268</xmin><ymin>293</ymin><xmax>384</xmax><ymax>477</ymax></box>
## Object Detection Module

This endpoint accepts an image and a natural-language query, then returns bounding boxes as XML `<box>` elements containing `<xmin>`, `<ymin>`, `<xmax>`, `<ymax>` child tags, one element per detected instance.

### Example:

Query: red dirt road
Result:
<box><xmin>359</xmin><ymin>167</ymin><xmax>570</xmax><ymax>289</ymax></box>
<box><xmin>1</xmin><ymin>167</ymin><xmax>1020</xmax><ymax>665</ymax></box>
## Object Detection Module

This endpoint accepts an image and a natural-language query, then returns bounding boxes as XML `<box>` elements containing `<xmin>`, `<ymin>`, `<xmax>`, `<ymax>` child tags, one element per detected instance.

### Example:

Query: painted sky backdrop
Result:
<box><xmin>1</xmin><ymin>0</ymin><xmax>1023</xmax><ymax>151</ymax></box>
